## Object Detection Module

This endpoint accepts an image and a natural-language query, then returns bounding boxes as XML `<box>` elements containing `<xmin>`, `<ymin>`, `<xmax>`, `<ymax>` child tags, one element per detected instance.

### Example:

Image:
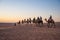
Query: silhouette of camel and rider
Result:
<box><xmin>45</xmin><ymin>15</ymin><xmax>55</xmax><ymax>28</ymax></box>
<box><xmin>14</xmin><ymin>15</ymin><xmax>55</xmax><ymax>28</ymax></box>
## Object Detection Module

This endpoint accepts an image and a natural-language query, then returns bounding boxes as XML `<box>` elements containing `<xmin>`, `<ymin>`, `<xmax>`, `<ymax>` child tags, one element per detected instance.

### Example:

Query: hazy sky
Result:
<box><xmin>0</xmin><ymin>0</ymin><xmax>60</xmax><ymax>22</ymax></box>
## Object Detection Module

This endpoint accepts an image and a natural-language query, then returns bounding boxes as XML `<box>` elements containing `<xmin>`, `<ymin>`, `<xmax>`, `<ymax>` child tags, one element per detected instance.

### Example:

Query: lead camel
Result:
<box><xmin>45</xmin><ymin>16</ymin><xmax>55</xmax><ymax>28</ymax></box>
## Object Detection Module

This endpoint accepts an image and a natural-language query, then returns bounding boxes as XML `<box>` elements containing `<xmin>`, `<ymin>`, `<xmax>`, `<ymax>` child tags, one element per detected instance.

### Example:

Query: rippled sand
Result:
<box><xmin>0</xmin><ymin>23</ymin><xmax>60</xmax><ymax>40</ymax></box>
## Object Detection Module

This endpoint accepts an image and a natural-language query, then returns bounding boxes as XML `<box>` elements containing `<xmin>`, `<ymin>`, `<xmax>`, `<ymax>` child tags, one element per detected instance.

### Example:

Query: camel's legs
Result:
<box><xmin>48</xmin><ymin>23</ymin><xmax>53</xmax><ymax>28</ymax></box>
<box><xmin>51</xmin><ymin>23</ymin><xmax>53</xmax><ymax>28</ymax></box>
<box><xmin>53</xmin><ymin>23</ymin><xmax>56</xmax><ymax>28</ymax></box>
<box><xmin>47</xmin><ymin>23</ymin><xmax>56</xmax><ymax>28</ymax></box>
<box><xmin>47</xmin><ymin>23</ymin><xmax>50</xmax><ymax>28</ymax></box>
<box><xmin>40</xmin><ymin>22</ymin><xmax>43</xmax><ymax>27</ymax></box>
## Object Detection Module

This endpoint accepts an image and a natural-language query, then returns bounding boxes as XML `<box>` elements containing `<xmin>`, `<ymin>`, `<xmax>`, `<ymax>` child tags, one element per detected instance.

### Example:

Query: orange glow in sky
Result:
<box><xmin>0</xmin><ymin>0</ymin><xmax>60</xmax><ymax>23</ymax></box>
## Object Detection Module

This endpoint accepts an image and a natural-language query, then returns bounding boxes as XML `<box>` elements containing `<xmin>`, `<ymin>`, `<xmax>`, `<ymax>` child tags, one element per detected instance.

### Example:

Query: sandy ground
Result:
<box><xmin>0</xmin><ymin>23</ymin><xmax>60</xmax><ymax>40</ymax></box>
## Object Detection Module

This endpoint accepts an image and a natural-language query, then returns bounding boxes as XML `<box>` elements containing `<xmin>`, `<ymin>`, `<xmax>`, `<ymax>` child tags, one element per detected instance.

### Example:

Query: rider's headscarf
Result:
<box><xmin>50</xmin><ymin>15</ymin><xmax>52</xmax><ymax>19</ymax></box>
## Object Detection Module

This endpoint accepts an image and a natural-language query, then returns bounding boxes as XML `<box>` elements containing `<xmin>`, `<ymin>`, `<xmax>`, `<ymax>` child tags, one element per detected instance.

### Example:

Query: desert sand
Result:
<box><xmin>0</xmin><ymin>22</ymin><xmax>60</xmax><ymax>40</ymax></box>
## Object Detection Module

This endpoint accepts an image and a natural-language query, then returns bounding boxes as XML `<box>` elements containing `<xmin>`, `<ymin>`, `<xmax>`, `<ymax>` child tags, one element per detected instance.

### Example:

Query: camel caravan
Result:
<box><xmin>14</xmin><ymin>15</ymin><xmax>55</xmax><ymax>28</ymax></box>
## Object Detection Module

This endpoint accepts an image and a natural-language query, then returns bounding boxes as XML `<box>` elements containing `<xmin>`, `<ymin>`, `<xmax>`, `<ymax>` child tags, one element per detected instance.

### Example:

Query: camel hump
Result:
<box><xmin>48</xmin><ymin>18</ymin><xmax>53</xmax><ymax>21</ymax></box>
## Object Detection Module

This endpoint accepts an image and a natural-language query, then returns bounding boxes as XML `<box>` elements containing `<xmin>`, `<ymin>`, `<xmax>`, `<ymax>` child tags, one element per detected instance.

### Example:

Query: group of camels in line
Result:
<box><xmin>15</xmin><ymin>15</ymin><xmax>56</xmax><ymax>28</ymax></box>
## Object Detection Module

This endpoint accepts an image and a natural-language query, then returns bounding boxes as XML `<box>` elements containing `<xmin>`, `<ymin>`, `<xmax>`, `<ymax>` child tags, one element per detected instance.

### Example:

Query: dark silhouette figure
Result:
<box><xmin>27</xmin><ymin>19</ymin><xmax>29</xmax><ymax>23</ymax></box>
<box><xmin>22</xmin><ymin>20</ymin><xmax>24</xmax><ymax>24</ymax></box>
<box><xmin>37</xmin><ymin>17</ymin><xmax>40</xmax><ymax>24</ymax></box>
<box><xmin>45</xmin><ymin>15</ymin><xmax>55</xmax><ymax>28</ymax></box>
<box><xmin>39</xmin><ymin>16</ymin><xmax>43</xmax><ymax>25</ymax></box>
<box><xmin>36</xmin><ymin>16</ymin><xmax>43</xmax><ymax>27</ymax></box>
<box><xmin>33</xmin><ymin>17</ymin><xmax>36</xmax><ymax>23</ymax></box>
<box><xmin>24</xmin><ymin>19</ymin><xmax>26</xmax><ymax>23</ymax></box>
<box><xmin>14</xmin><ymin>23</ymin><xmax>16</xmax><ymax>26</ymax></box>
<box><xmin>29</xmin><ymin>18</ymin><xmax>31</xmax><ymax>23</ymax></box>
<box><xmin>18</xmin><ymin>21</ymin><xmax>20</xmax><ymax>24</ymax></box>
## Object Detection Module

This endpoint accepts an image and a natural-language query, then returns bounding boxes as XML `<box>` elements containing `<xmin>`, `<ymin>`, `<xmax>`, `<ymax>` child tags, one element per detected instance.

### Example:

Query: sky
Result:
<box><xmin>0</xmin><ymin>0</ymin><xmax>60</xmax><ymax>23</ymax></box>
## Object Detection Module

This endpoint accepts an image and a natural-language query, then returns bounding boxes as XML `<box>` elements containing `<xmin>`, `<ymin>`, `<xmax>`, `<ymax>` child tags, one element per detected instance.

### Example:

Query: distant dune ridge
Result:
<box><xmin>0</xmin><ymin>22</ymin><xmax>60</xmax><ymax>40</ymax></box>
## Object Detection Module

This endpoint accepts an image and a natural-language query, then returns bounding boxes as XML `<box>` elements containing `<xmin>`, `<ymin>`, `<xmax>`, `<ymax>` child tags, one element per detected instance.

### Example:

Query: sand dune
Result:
<box><xmin>0</xmin><ymin>22</ymin><xmax>60</xmax><ymax>40</ymax></box>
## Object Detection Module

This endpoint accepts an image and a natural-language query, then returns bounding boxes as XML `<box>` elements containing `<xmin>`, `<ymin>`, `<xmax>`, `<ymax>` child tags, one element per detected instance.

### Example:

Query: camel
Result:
<box><xmin>27</xmin><ymin>19</ymin><xmax>29</xmax><ymax>23</ymax></box>
<box><xmin>29</xmin><ymin>18</ymin><xmax>31</xmax><ymax>23</ymax></box>
<box><xmin>33</xmin><ymin>17</ymin><xmax>36</xmax><ymax>23</ymax></box>
<box><xmin>36</xmin><ymin>17</ymin><xmax>43</xmax><ymax>27</ymax></box>
<box><xmin>45</xmin><ymin>16</ymin><xmax>55</xmax><ymax>28</ymax></box>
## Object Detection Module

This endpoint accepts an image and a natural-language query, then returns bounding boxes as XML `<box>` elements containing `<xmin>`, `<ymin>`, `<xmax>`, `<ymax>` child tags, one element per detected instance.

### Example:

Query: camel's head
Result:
<box><xmin>44</xmin><ymin>18</ymin><xmax>47</xmax><ymax>22</ymax></box>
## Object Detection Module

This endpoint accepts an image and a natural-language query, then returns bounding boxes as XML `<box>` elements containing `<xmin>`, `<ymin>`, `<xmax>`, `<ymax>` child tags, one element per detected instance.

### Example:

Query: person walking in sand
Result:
<box><xmin>22</xmin><ymin>20</ymin><xmax>24</xmax><ymax>24</ymax></box>
<box><xmin>18</xmin><ymin>20</ymin><xmax>20</xmax><ymax>24</ymax></box>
